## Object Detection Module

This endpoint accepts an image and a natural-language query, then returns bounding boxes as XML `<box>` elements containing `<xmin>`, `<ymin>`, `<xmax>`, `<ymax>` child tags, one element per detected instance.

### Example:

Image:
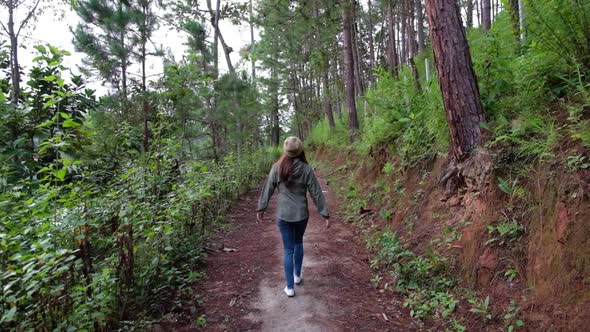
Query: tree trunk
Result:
<box><xmin>387</xmin><ymin>3</ymin><xmax>399</xmax><ymax>77</ymax></box>
<box><xmin>331</xmin><ymin>50</ymin><xmax>343</xmax><ymax>119</ymax></box>
<box><xmin>323</xmin><ymin>66</ymin><xmax>335</xmax><ymax>128</ymax></box>
<box><xmin>407</xmin><ymin>0</ymin><xmax>416</xmax><ymax>61</ymax></box>
<box><xmin>508</xmin><ymin>0</ymin><xmax>520</xmax><ymax>44</ymax></box>
<box><xmin>352</xmin><ymin>1</ymin><xmax>364</xmax><ymax>96</ymax></box>
<box><xmin>416</xmin><ymin>0</ymin><xmax>426</xmax><ymax>54</ymax></box>
<box><xmin>367</xmin><ymin>0</ymin><xmax>375</xmax><ymax>74</ymax></box>
<box><xmin>466</xmin><ymin>0</ymin><xmax>473</xmax><ymax>28</ymax></box>
<box><xmin>249</xmin><ymin>0</ymin><xmax>255</xmax><ymax>81</ymax></box>
<box><xmin>378</xmin><ymin>7</ymin><xmax>386</xmax><ymax>66</ymax></box>
<box><xmin>425</xmin><ymin>0</ymin><xmax>487</xmax><ymax>161</ymax></box>
<box><xmin>407</xmin><ymin>0</ymin><xmax>422</xmax><ymax>91</ymax></box>
<box><xmin>475</xmin><ymin>0</ymin><xmax>480</xmax><ymax>26</ymax></box>
<box><xmin>482</xmin><ymin>0</ymin><xmax>491</xmax><ymax>34</ymax></box>
<box><xmin>401</xmin><ymin>5</ymin><xmax>408</xmax><ymax>64</ymax></box>
<box><xmin>342</xmin><ymin>1</ymin><xmax>359</xmax><ymax>131</ymax></box>
<box><xmin>141</xmin><ymin>3</ymin><xmax>149</xmax><ymax>153</ymax></box>
<box><xmin>7</xmin><ymin>3</ymin><xmax>20</xmax><ymax>105</ymax></box>
<box><xmin>518</xmin><ymin>0</ymin><xmax>525</xmax><ymax>44</ymax></box>
<box><xmin>271</xmin><ymin>69</ymin><xmax>280</xmax><ymax>146</ymax></box>
<box><xmin>207</xmin><ymin>0</ymin><xmax>235</xmax><ymax>74</ymax></box>
<box><xmin>212</xmin><ymin>0</ymin><xmax>219</xmax><ymax>77</ymax></box>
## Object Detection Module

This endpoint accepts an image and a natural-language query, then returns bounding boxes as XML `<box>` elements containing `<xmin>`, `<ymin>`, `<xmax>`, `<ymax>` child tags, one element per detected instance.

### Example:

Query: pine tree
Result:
<box><xmin>342</xmin><ymin>0</ymin><xmax>359</xmax><ymax>132</ymax></box>
<box><xmin>133</xmin><ymin>0</ymin><xmax>160</xmax><ymax>152</ymax></box>
<box><xmin>425</xmin><ymin>0</ymin><xmax>486</xmax><ymax>161</ymax></box>
<box><xmin>73</xmin><ymin>0</ymin><xmax>140</xmax><ymax>107</ymax></box>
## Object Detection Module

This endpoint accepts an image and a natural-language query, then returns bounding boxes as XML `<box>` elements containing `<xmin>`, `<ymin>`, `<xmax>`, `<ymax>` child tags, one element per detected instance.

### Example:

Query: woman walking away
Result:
<box><xmin>256</xmin><ymin>136</ymin><xmax>330</xmax><ymax>297</ymax></box>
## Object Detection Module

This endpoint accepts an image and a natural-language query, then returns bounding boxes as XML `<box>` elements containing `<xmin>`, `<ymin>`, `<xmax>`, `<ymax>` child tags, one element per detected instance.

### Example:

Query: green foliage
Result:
<box><xmin>368</xmin><ymin>230</ymin><xmax>457</xmax><ymax>320</ymax></box>
<box><xmin>504</xmin><ymin>268</ymin><xmax>519</xmax><ymax>282</ymax></box>
<box><xmin>486</xmin><ymin>220</ymin><xmax>524</xmax><ymax>246</ymax></box>
<box><xmin>307</xmin><ymin>115</ymin><xmax>351</xmax><ymax>150</ymax></box>
<box><xmin>405</xmin><ymin>290</ymin><xmax>459</xmax><ymax>320</ymax></box>
<box><xmin>362</xmin><ymin>66</ymin><xmax>448</xmax><ymax>167</ymax></box>
<box><xmin>503</xmin><ymin>300</ymin><xmax>525</xmax><ymax>332</ymax></box>
<box><xmin>565</xmin><ymin>154</ymin><xmax>590</xmax><ymax>171</ymax></box>
<box><xmin>195</xmin><ymin>314</ymin><xmax>207</xmax><ymax>328</ymax></box>
<box><xmin>526</xmin><ymin>0</ymin><xmax>590</xmax><ymax>72</ymax></box>
<box><xmin>468</xmin><ymin>295</ymin><xmax>493</xmax><ymax>321</ymax></box>
<box><xmin>0</xmin><ymin>44</ymin><xmax>279</xmax><ymax>329</ymax></box>
<box><xmin>497</xmin><ymin>177</ymin><xmax>527</xmax><ymax>204</ymax></box>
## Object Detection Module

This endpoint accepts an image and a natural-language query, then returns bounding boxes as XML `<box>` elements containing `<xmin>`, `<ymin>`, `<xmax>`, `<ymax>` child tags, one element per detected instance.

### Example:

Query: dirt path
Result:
<box><xmin>173</xmin><ymin>175</ymin><xmax>417</xmax><ymax>331</ymax></box>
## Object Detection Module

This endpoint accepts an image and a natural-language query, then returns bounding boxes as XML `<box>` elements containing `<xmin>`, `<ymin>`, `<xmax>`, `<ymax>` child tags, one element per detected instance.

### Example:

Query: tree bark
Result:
<box><xmin>118</xmin><ymin>0</ymin><xmax>128</xmax><ymax>105</ymax></box>
<box><xmin>323</xmin><ymin>65</ymin><xmax>335</xmax><ymax>128</ymax></box>
<box><xmin>386</xmin><ymin>3</ymin><xmax>399</xmax><ymax>77</ymax></box>
<box><xmin>407</xmin><ymin>0</ymin><xmax>422</xmax><ymax>91</ymax></box>
<box><xmin>7</xmin><ymin>3</ymin><xmax>20</xmax><ymax>104</ymax></box>
<box><xmin>475</xmin><ymin>0</ymin><xmax>480</xmax><ymax>27</ymax></box>
<box><xmin>401</xmin><ymin>3</ymin><xmax>408</xmax><ymax>64</ymax></box>
<box><xmin>508</xmin><ymin>0</ymin><xmax>520</xmax><ymax>44</ymax></box>
<box><xmin>367</xmin><ymin>0</ymin><xmax>375</xmax><ymax>73</ymax></box>
<box><xmin>4</xmin><ymin>0</ymin><xmax>41</xmax><ymax>104</ymax></box>
<box><xmin>141</xmin><ymin>2</ymin><xmax>149</xmax><ymax>153</ymax></box>
<box><xmin>352</xmin><ymin>1</ymin><xmax>364</xmax><ymax>96</ymax></box>
<box><xmin>249</xmin><ymin>0</ymin><xmax>255</xmax><ymax>81</ymax></box>
<box><xmin>466</xmin><ymin>0</ymin><xmax>473</xmax><ymax>28</ymax></box>
<box><xmin>425</xmin><ymin>0</ymin><xmax>487</xmax><ymax>161</ymax></box>
<box><xmin>207</xmin><ymin>0</ymin><xmax>235</xmax><ymax>74</ymax></box>
<box><xmin>407</xmin><ymin>0</ymin><xmax>416</xmax><ymax>60</ymax></box>
<box><xmin>416</xmin><ymin>0</ymin><xmax>426</xmax><ymax>54</ymax></box>
<box><xmin>518</xmin><ymin>0</ymin><xmax>525</xmax><ymax>44</ymax></box>
<box><xmin>342</xmin><ymin>1</ymin><xmax>359</xmax><ymax>131</ymax></box>
<box><xmin>271</xmin><ymin>69</ymin><xmax>280</xmax><ymax>146</ymax></box>
<box><xmin>482</xmin><ymin>0</ymin><xmax>491</xmax><ymax>34</ymax></box>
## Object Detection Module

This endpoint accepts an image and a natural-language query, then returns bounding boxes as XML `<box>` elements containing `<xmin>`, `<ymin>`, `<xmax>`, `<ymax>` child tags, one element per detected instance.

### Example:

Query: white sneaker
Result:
<box><xmin>284</xmin><ymin>286</ymin><xmax>295</xmax><ymax>297</ymax></box>
<box><xmin>295</xmin><ymin>268</ymin><xmax>303</xmax><ymax>285</ymax></box>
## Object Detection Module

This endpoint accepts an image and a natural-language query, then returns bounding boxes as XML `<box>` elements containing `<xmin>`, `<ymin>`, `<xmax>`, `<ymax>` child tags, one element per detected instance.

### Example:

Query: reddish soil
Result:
<box><xmin>156</xmin><ymin>174</ymin><xmax>418</xmax><ymax>331</ymax></box>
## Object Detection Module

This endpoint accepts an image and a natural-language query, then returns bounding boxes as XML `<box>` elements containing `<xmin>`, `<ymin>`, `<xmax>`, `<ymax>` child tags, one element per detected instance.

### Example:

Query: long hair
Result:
<box><xmin>277</xmin><ymin>151</ymin><xmax>308</xmax><ymax>186</ymax></box>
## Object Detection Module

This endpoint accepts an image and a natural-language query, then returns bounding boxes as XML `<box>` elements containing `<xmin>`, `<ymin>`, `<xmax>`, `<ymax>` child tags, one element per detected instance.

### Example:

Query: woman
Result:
<box><xmin>256</xmin><ymin>136</ymin><xmax>330</xmax><ymax>297</ymax></box>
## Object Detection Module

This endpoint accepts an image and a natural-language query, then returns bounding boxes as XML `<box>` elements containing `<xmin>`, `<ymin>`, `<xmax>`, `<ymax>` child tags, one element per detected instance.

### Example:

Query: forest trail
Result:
<box><xmin>173</xmin><ymin>173</ymin><xmax>418</xmax><ymax>331</ymax></box>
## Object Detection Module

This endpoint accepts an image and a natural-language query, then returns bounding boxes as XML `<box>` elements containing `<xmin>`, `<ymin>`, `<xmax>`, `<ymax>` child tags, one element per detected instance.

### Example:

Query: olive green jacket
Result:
<box><xmin>257</xmin><ymin>159</ymin><xmax>330</xmax><ymax>222</ymax></box>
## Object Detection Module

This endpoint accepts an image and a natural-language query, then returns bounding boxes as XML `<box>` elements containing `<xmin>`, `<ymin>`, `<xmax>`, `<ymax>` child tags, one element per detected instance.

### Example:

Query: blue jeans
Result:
<box><xmin>277</xmin><ymin>219</ymin><xmax>308</xmax><ymax>289</ymax></box>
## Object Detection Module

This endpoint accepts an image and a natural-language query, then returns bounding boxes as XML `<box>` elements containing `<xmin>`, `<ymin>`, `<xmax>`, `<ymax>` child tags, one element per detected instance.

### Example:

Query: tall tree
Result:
<box><xmin>518</xmin><ymin>0</ymin><xmax>525</xmax><ymax>44</ymax></box>
<box><xmin>352</xmin><ymin>1</ymin><xmax>364</xmax><ymax>96</ymax></box>
<box><xmin>407</xmin><ymin>0</ymin><xmax>422</xmax><ymax>91</ymax></box>
<box><xmin>386</xmin><ymin>1</ymin><xmax>400</xmax><ymax>77</ymax></box>
<box><xmin>134</xmin><ymin>0</ymin><xmax>159</xmax><ymax>152</ymax></box>
<box><xmin>367</xmin><ymin>0</ymin><xmax>375</xmax><ymax>73</ymax></box>
<box><xmin>206</xmin><ymin>0</ymin><xmax>235</xmax><ymax>75</ymax></box>
<box><xmin>416</xmin><ymin>0</ymin><xmax>426</xmax><ymax>53</ymax></box>
<box><xmin>342</xmin><ymin>0</ymin><xmax>359</xmax><ymax>131</ymax></box>
<box><xmin>425</xmin><ymin>0</ymin><xmax>486</xmax><ymax>161</ymax></box>
<box><xmin>73</xmin><ymin>0</ymin><xmax>139</xmax><ymax>107</ymax></box>
<box><xmin>249</xmin><ymin>0</ymin><xmax>255</xmax><ymax>81</ymax></box>
<box><xmin>313</xmin><ymin>0</ymin><xmax>336</xmax><ymax>128</ymax></box>
<box><xmin>481</xmin><ymin>0</ymin><xmax>491</xmax><ymax>33</ymax></box>
<box><xmin>0</xmin><ymin>0</ymin><xmax>43</xmax><ymax>104</ymax></box>
<box><xmin>466</xmin><ymin>0</ymin><xmax>473</xmax><ymax>28</ymax></box>
<box><xmin>508</xmin><ymin>0</ymin><xmax>519</xmax><ymax>44</ymax></box>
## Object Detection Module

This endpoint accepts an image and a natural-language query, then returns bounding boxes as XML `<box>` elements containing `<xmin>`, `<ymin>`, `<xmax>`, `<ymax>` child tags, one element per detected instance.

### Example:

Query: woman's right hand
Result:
<box><xmin>324</xmin><ymin>217</ymin><xmax>330</xmax><ymax>229</ymax></box>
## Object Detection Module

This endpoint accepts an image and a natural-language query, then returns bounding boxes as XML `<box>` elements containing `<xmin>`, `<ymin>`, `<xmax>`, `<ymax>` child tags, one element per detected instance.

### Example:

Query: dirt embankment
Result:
<box><xmin>312</xmin><ymin>146</ymin><xmax>590</xmax><ymax>332</ymax></box>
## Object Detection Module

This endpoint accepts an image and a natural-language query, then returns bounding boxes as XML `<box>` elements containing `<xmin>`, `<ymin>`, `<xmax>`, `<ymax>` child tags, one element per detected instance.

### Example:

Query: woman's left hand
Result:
<box><xmin>256</xmin><ymin>212</ymin><xmax>265</xmax><ymax>223</ymax></box>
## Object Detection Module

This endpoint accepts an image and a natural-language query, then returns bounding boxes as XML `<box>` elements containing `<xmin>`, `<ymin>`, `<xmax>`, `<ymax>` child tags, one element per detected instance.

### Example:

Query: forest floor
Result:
<box><xmin>158</xmin><ymin>173</ymin><xmax>419</xmax><ymax>331</ymax></box>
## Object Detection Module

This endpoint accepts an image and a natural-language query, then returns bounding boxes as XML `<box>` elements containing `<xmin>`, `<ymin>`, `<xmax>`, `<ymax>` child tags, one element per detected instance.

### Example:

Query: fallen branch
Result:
<box><xmin>325</xmin><ymin>165</ymin><xmax>349</xmax><ymax>177</ymax></box>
